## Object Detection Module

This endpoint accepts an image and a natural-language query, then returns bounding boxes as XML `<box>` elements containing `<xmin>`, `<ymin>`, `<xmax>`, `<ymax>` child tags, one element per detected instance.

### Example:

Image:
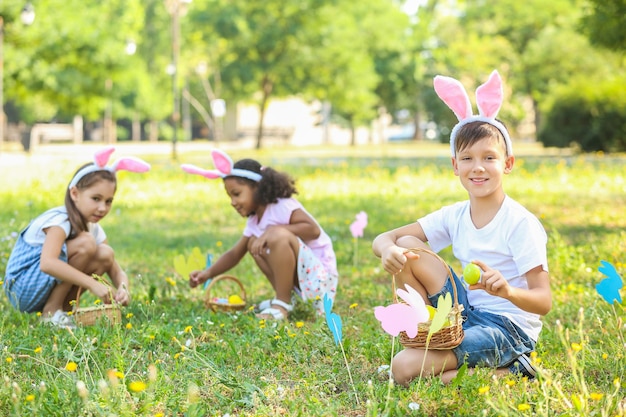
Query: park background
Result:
<box><xmin>1</xmin><ymin>0</ymin><xmax>625</xmax><ymax>416</ymax></box>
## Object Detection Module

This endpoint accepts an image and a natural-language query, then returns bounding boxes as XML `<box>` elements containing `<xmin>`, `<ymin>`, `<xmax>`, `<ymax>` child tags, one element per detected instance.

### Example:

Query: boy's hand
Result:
<box><xmin>381</xmin><ymin>246</ymin><xmax>420</xmax><ymax>275</ymax></box>
<box><xmin>189</xmin><ymin>270</ymin><xmax>207</xmax><ymax>288</ymax></box>
<box><xmin>469</xmin><ymin>260</ymin><xmax>512</xmax><ymax>299</ymax></box>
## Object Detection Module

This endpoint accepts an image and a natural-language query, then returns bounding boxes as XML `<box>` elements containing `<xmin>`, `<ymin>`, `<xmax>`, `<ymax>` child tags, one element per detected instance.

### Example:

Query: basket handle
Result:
<box><xmin>74</xmin><ymin>275</ymin><xmax>116</xmax><ymax>311</ymax></box>
<box><xmin>391</xmin><ymin>247</ymin><xmax>460</xmax><ymax>308</ymax></box>
<box><xmin>205</xmin><ymin>274</ymin><xmax>247</xmax><ymax>302</ymax></box>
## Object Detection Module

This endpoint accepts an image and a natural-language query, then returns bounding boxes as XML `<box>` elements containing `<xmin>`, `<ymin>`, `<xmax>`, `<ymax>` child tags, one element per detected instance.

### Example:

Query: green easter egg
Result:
<box><xmin>463</xmin><ymin>263</ymin><xmax>482</xmax><ymax>285</ymax></box>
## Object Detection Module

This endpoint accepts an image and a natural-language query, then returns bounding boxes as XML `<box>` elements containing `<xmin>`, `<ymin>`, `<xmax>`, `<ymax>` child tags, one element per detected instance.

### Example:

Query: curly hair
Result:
<box><xmin>230</xmin><ymin>158</ymin><xmax>297</xmax><ymax>205</ymax></box>
<box><xmin>65</xmin><ymin>164</ymin><xmax>117</xmax><ymax>239</ymax></box>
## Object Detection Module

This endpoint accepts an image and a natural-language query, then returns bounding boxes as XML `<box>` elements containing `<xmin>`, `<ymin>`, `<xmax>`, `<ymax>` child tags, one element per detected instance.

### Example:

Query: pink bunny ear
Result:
<box><xmin>181</xmin><ymin>164</ymin><xmax>223</xmax><ymax>179</ymax></box>
<box><xmin>111</xmin><ymin>157</ymin><xmax>151</xmax><ymax>173</ymax></box>
<box><xmin>211</xmin><ymin>149</ymin><xmax>234</xmax><ymax>175</ymax></box>
<box><xmin>94</xmin><ymin>146</ymin><xmax>116</xmax><ymax>168</ymax></box>
<box><xmin>476</xmin><ymin>70</ymin><xmax>503</xmax><ymax>118</ymax></box>
<box><xmin>433</xmin><ymin>75</ymin><xmax>473</xmax><ymax>121</ymax></box>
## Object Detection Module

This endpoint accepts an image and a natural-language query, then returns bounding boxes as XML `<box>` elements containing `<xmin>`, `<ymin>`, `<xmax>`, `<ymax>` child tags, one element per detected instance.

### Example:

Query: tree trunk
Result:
<box><xmin>256</xmin><ymin>75</ymin><xmax>273</xmax><ymax>150</ymax></box>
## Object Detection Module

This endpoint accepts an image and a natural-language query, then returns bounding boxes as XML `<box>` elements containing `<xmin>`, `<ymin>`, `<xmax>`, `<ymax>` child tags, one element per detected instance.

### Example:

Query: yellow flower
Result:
<box><xmin>517</xmin><ymin>403</ymin><xmax>531</xmax><ymax>411</ymax></box>
<box><xmin>184</xmin><ymin>325</ymin><xmax>193</xmax><ymax>333</ymax></box>
<box><xmin>274</xmin><ymin>335</ymin><xmax>281</xmax><ymax>340</ymax></box>
<box><xmin>94</xmin><ymin>299</ymin><xmax>102</xmax><ymax>305</ymax></box>
<box><xmin>165</xmin><ymin>277</ymin><xmax>177</xmax><ymax>287</ymax></box>
<box><xmin>295</xmin><ymin>321</ymin><xmax>304</xmax><ymax>328</ymax></box>
<box><xmin>478</xmin><ymin>386</ymin><xmax>489</xmax><ymax>395</ymax></box>
<box><xmin>69</xmin><ymin>300</ymin><xmax>76</xmax><ymax>306</ymax></box>
<box><xmin>36</xmin><ymin>312</ymin><xmax>42</xmax><ymax>317</ymax></box>
<box><xmin>128</xmin><ymin>381</ymin><xmax>147</xmax><ymax>393</ymax></box>
<box><xmin>174</xmin><ymin>353</ymin><xmax>182</xmax><ymax>359</ymax></box>
<box><xmin>5</xmin><ymin>357</ymin><xmax>12</xmax><ymax>363</ymax></box>
<box><xmin>25</xmin><ymin>394</ymin><xmax>35</xmax><ymax>402</ymax></box>
<box><xmin>148</xmin><ymin>334</ymin><xmax>155</xmax><ymax>340</ymax></box>
<box><xmin>67</xmin><ymin>311</ymin><xmax>73</xmax><ymax>316</ymax></box>
<box><xmin>571</xmin><ymin>342</ymin><xmax>582</xmax><ymax>352</ymax></box>
<box><xmin>602</xmin><ymin>353</ymin><xmax>608</xmax><ymax>360</ymax></box>
<box><xmin>126</xmin><ymin>312</ymin><xmax>134</xmax><ymax>319</ymax></box>
<box><xmin>349</xmin><ymin>303</ymin><xmax>358</xmax><ymax>309</ymax></box>
<box><xmin>66</xmin><ymin>362</ymin><xmax>78</xmax><ymax>372</ymax></box>
<box><xmin>216</xmin><ymin>241</ymin><xmax>223</xmax><ymax>247</ymax></box>
<box><xmin>115</xmin><ymin>370</ymin><xmax>124</xmax><ymax>379</ymax></box>
<box><xmin>126</xmin><ymin>323</ymin><xmax>133</xmax><ymax>329</ymax></box>
<box><xmin>505</xmin><ymin>379</ymin><xmax>516</xmax><ymax>387</ymax></box>
<box><xmin>34</xmin><ymin>347</ymin><xmax>42</xmax><ymax>354</ymax></box>
<box><xmin>589</xmin><ymin>392</ymin><xmax>603</xmax><ymax>401</ymax></box>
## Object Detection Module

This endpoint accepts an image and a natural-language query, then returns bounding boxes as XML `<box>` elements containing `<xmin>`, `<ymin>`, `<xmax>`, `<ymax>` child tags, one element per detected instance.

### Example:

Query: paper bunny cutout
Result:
<box><xmin>68</xmin><ymin>146</ymin><xmax>151</xmax><ymax>189</ymax></box>
<box><xmin>349</xmin><ymin>211</ymin><xmax>368</xmax><ymax>238</ymax></box>
<box><xmin>181</xmin><ymin>149</ymin><xmax>262</xmax><ymax>182</ymax></box>
<box><xmin>374</xmin><ymin>284</ymin><xmax>430</xmax><ymax>338</ymax></box>
<box><xmin>433</xmin><ymin>70</ymin><xmax>513</xmax><ymax>157</ymax></box>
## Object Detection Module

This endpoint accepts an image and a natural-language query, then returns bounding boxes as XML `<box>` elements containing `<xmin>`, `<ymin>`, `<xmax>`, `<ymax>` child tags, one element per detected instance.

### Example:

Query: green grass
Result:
<box><xmin>0</xmin><ymin>142</ymin><xmax>625</xmax><ymax>416</ymax></box>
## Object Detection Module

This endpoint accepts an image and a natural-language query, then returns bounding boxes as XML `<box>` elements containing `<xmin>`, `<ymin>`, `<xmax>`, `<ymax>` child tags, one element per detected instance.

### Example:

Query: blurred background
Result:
<box><xmin>0</xmin><ymin>0</ymin><xmax>624</xmax><ymax>155</ymax></box>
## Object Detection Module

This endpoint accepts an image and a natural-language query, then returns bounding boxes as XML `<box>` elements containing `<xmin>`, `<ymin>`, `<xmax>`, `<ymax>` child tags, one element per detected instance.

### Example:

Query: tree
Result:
<box><xmin>580</xmin><ymin>0</ymin><xmax>626</xmax><ymax>51</ymax></box>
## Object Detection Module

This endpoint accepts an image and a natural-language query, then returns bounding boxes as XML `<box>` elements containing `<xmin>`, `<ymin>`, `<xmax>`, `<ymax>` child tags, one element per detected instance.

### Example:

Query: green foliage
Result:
<box><xmin>0</xmin><ymin>144</ymin><xmax>625</xmax><ymax>416</ymax></box>
<box><xmin>538</xmin><ymin>76</ymin><xmax>626</xmax><ymax>152</ymax></box>
<box><xmin>580</xmin><ymin>0</ymin><xmax>626</xmax><ymax>51</ymax></box>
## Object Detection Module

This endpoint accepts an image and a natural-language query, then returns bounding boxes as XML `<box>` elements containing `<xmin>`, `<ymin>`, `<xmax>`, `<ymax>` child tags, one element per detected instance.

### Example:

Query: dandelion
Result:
<box><xmin>589</xmin><ymin>393</ymin><xmax>603</xmax><ymax>401</ymax></box>
<box><xmin>349</xmin><ymin>303</ymin><xmax>358</xmax><ymax>309</ymax></box>
<box><xmin>165</xmin><ymin>277</ymin><xmax>177</xmax><ymax>287</ymax></box>
<box><xmin>184</xmin><ymin>325</ymin><xmax>193</xmax><ymax>333</ymax></box>
<box><xmin>65</xmin><ymin>362</ymin><xmax>78</xmax><ymax>372</ymax></box>
<box><xmin>128</xmin><ymin>381</ymin><xmax>147</xmax><ymax>393</ymax></box>
<box><xmin>505</xmin><ymin>379</ymin><xmax>516</xmax><ymax>387</ymax></box>
<box><xmin>69</xmin><ymin>300</ymin><xmax>76</xmax><ymax>307</ymax></box>
<box><xmin>36</xmin><ymin>312</ymin><xmax>42</xmax><ymax>317</ymax></box>
<box><xmin>148</xmin><ymin>364</ymin><xmax>157</xmax><ymax>382</ymax></box>
<box><xmin>39</xmin><ymin>382</ymin><xmax>46</xmax><ymax>393</ymax></box>
<box><xmin>126</xmin><ymin>323</ymin><xmax>133</xmax><ymax>330</ymax></box>
<box><xmin>517</xmin><ymin>403</ymin><xmax>531</xmax><ymax>411</ymax></box>
<box><xmin>571</xmin><ymin>342</ymin><xmax>583</xmax><ymax>352</ymax></box>
<box><xmin>295</xmin><ymin>321</ymin><xmax>304</xmax><ymax>328</ymax></box>
<box><xmin>602</xmin><ymin>353</ymin><xmax>608</xmax><ymax>359</ymax></box>
<box><xmin>478</xmin><ymin>386</ymin><xmax>490</xmax><ymax>395</ymax></box>
<box><xmin>274</xmin><ymin>335</ymin><xmax>281</xmax><ymax>340</ymax></box>
<box><xmin>114</xmin><ymin>370</ymin><xmax>124</xmax><ymax>379</ymax></box>
<box><xmin>148</xmin><ymin>334</ymin><xmax>155</xmax><ymax>340</ymax></box>
<box><xmin>5</xmin><ymin>357</ymin><xmax>12</xmax><ymax>363</ymax></box>
<box><xmin>34</xmin><ymin>347</ymin><xmax>42</xmax><ymax>354</ymax></box>
<box><xmin>126</xmin><ymin>312</ymin><xmax>134</xmax><ymax>319</ymax></box>
<box><xmin>94</xmin><ymin>299</ymin><xmax>102</xmax><ymax>305</ymax></box>
<box><xmin>174</xmin><ymin>353</ymin><xmax>182</xmax><ymax>360</ymax></box>
<box><xmin>216</xmin><ymin>241</ymin><xmax>223</xmax><ymax>247</ymax></box>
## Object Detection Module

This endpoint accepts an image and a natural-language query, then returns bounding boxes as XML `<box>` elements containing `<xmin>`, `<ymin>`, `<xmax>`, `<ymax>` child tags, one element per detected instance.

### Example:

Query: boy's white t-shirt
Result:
<box><xmin>418</xmin><ymin>196</ymin><xmax>548</xmax><ymax>341</ymax></box>
<box><xmin>22</xmin><ymin>206</ymin><xmax>107</xmax><ymax>248</ymax></box>
<box><xmin>243</xmin><ymin>198</ymin><xmax>337</xmax><ymax>276</ymax></box>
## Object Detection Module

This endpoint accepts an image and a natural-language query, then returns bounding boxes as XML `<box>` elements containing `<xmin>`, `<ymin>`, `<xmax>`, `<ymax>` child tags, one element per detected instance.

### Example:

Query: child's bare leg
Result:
<box><xmin>250</xmin><ymin>229</ymin><xmax>299</xmax><ymax>316</ymax></box>
<box><xmin>394</xmin><ymin>236</ymin><xmax>450</xmax><ymax>302</ymax></box>
<box><xmin>392</xmin><ymin>347</ymin><xmax>458</xmax><ymax>386</ymax></box>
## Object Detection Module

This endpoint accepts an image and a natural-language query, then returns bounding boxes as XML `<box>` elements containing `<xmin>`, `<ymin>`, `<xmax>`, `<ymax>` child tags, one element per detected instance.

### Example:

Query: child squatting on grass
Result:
<box><xmin>2</xmin><ymin>147</ymin><xmax>150</xmax><ymax>329</ymax></box>
<box><xmin>372</xmin><ymin>70</ymin><xmax>552</xmax><ymax>386</ymax></box>
<box><xmin>182</xmin><ymin>149</ymin><xmax>338</xmax><ymax>320</ymax></box>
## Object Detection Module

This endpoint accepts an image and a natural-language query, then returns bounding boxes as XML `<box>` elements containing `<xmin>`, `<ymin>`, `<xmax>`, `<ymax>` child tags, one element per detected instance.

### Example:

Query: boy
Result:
<box><xmin>372</xmin><ymin>70</ymin><xmax>551</xmax><ymax>385</ymax></box>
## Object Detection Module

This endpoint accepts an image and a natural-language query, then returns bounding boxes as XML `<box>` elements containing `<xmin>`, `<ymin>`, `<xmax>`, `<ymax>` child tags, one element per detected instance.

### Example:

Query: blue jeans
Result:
<box><xmin>428</xmin><ymin>269</ymin><xmax>536</xmax><ymax>370</ymax></box>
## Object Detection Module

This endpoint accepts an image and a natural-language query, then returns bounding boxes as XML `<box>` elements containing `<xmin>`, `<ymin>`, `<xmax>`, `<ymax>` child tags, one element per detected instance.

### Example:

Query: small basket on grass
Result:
<box><xmin>395</xmin><ymin>248</ymin><xmax>464</xmax><ymax>349</ymax></box>
<box><xmin>203</xmin><ymin>274</ymin><xmax>247</xmax><ymax>312</ymax></box>
<box><xmin>73</xmin><ymin>276</ymin><xmax>122</xmax><ymax>326</ymax></box>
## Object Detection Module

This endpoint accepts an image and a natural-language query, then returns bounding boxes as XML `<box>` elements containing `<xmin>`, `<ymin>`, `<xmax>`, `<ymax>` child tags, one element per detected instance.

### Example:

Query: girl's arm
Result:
<box><xmin>40</xmin><ymin>226</ymin><xmax>112</xmax><ymax>301</ymax></box>
<box><xmin>106</xmin><ymin>258</ymin><xmax>131</xmax><ymax>306</ymax></box>
<box><xmin>283</xmin><ymin>209</ymin><xmax>321</xmax><ymax>241</ymax></box>
<box><xmin>189</xmin><ymin>236</ymin><xmax>249</xmax><ymax>288</ymax></box>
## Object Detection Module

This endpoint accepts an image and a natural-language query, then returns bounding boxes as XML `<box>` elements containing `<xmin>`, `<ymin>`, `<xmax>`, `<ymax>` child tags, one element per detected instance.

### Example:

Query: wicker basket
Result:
<box><xmin>395</xmin><ymin>248</ymin><xmax>464</xmax><ymax>349</ymax></box>
<box><xmin>73</xmin><ymin>286</ymin><xmax>122</xmax><ymax>326</ymax></box>
<box><xmin>204</xmin><ymin>274</ymin><xmax>247</xmax><ymax>312</ymax></box>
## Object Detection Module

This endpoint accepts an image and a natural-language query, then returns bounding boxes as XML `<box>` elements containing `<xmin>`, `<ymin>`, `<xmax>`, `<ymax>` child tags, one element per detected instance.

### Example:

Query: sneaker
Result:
<box><xmin>41</xmin><ymin>310</ymin><xmax>76</xmax><ymax>329</ymax></box>
<box><xmin>509</xmin><ymin>353</ymin><xmax>537</xmax><ymax>379</ymax></box>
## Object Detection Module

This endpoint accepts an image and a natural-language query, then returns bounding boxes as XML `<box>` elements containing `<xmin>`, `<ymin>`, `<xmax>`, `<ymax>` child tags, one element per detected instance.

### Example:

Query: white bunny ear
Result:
<box><xmin>181</xmin><ymin>164</ymin><xmax>223</xmax><ymax>179</ymax></box>
<box><xmin>211</xmin><ymin>149</ymin><xmax>234</xmax><ymax>175</ymax></box>
<box><xmin>476</xmin><ymin>70</ymin><xmax>503</xmax><ymax>118</ymax></box>
<box><xmin>433</xmin><ymin>75</ymin><xmax>473</xmax><ymax>121</ymax></box>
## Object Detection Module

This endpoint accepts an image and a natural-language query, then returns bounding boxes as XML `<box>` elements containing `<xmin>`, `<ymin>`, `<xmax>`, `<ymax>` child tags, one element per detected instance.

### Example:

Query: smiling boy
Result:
<box><xmin>372</xmin><ymin>70</ymin><xmax>552</xmax><ymax>385</ymax></box>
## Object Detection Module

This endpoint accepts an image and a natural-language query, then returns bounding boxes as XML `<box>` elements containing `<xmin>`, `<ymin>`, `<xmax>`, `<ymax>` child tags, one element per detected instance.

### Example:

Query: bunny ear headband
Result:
<box><xmin>433</xmin><ymin>69</ymin><xmax>513</xmax><ymax>157</ymax></box>
<box><xmin>68</xmin><ymin>146</ymin><xmax>151</xmax><ymax>189</ymax></box>
<box><xmin>180</xmin><ymin>149</ymin><xmax>262</xmax><ymax>182</ymax></box>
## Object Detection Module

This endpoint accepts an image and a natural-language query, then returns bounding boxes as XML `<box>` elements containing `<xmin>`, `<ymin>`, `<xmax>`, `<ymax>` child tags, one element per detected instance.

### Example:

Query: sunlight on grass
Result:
<box><xmin>0</xmin><ymin>145</ymin><xmax>624</xmax><ymax>416</ymax></box>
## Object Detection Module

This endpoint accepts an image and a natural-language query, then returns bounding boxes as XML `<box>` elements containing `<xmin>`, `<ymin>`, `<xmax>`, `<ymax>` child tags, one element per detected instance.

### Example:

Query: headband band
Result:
<box><xmin>433</xmin><ymin>70</ymin><xmax>513</xmax><ymax>157</ymax></box>
<box><xmin>68</xmin><ymin>147</ymin><xmax>151</xmax><ymax>189</ymax></box>
<box><xmin>181</xmin><ymin>149</ymin><xmax>262</xmax><ymax>182</ymax></box>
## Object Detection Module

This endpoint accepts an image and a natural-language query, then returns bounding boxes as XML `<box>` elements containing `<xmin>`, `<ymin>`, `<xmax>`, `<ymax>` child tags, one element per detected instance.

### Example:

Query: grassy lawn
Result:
<box><xmin>0</xmin><ymin>142</ymin><xmax>624</xmax><ymax>416</ymax></box>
